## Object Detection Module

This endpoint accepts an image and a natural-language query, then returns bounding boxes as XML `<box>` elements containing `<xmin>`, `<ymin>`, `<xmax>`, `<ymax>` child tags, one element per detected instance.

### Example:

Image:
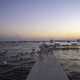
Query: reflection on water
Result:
<box><xmin>54</xmin><ymin>49</ymin><xmax>80</xmax><ymax>72</ymax></box>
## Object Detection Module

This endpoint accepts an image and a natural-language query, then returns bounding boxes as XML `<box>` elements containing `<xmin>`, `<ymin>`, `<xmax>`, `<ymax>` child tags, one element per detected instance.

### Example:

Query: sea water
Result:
<box><xmin>0</xmin><ymin>42</ymin><xmax>80</xmax><ymax>79</ymax></box>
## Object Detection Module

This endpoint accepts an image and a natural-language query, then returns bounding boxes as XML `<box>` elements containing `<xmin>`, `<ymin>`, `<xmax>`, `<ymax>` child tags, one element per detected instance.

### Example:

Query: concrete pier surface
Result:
<box><xmin>27</xmin><ymin>54</ymin><xmax>69</xmax><ymax>80</ymax></box>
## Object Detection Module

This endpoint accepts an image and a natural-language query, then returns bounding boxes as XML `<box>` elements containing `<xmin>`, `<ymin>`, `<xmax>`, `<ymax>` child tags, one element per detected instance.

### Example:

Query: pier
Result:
<box><xmin>27</xmin><ymin>54</ymin><xmax>69</xmax><ymax>80</ymax></box>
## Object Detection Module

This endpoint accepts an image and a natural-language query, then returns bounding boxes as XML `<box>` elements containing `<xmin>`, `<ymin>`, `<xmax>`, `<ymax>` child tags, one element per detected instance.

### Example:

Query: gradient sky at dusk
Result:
<box><xmin>1</xmin><ymin>0</ymin><xmax>80</xmax><ymax>40</ymax></box>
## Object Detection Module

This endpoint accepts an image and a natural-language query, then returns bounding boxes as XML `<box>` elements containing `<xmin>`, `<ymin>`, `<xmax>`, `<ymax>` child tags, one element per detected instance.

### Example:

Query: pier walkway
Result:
<box><xmin>27</xmin><ymin>54</ymin><xmax>69</xmax><ymax>80</ymax></box>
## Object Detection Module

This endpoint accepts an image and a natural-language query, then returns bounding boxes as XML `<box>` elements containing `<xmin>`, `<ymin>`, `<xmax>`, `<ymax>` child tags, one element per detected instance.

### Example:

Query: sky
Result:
<box><xmin>1</xmin><ymin>0</ymin><xmax>80</xmax><ymax>41</ymax></box>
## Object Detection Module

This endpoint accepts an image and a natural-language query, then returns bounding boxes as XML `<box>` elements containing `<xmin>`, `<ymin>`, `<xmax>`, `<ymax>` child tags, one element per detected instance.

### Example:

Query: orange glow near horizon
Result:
<box><xmin>1</xmin><ymin>25</ymin><xmax>80</xmax><ymax>40</ymax></box>
<box><xmin>19</xmin><ymin>31</ymin><xmax>80</xmax><ymax>40</ymax></box>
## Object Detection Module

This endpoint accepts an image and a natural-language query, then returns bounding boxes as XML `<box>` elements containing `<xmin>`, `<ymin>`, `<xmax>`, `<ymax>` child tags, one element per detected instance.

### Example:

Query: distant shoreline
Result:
<box><xmin>0</xmin><ymin>41</ymin><xmax>49</xmax><ymax>43</ymax></box>
<box><xmin>0</xmin><ymin>39</ymin><xmax>80</xmax><ymax>43</ymax></box>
